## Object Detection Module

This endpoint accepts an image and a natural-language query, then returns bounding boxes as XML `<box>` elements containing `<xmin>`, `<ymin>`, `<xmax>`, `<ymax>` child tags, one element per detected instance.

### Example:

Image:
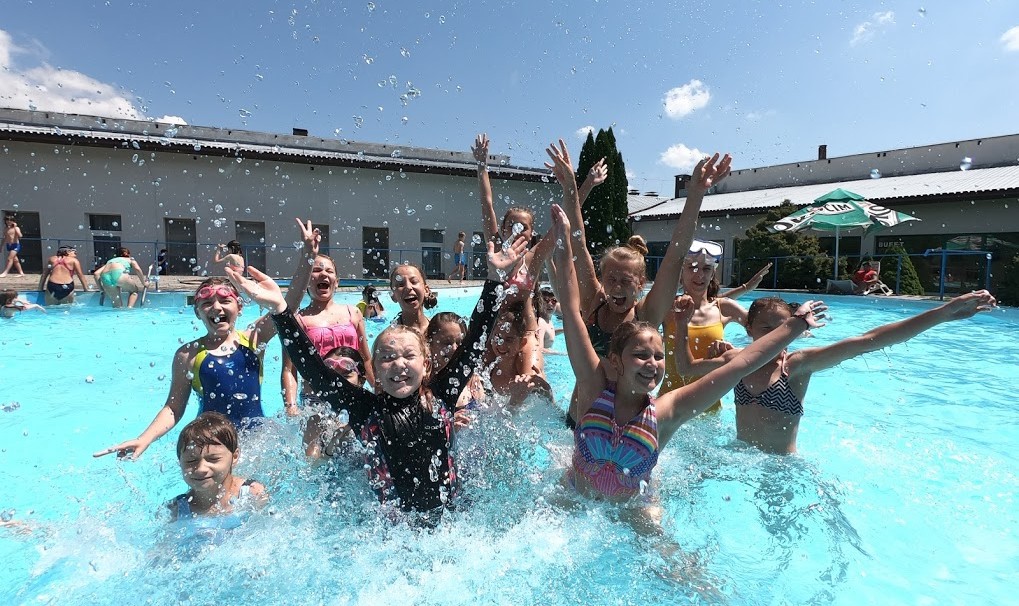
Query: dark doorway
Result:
<box><xmin>362</xmin><ymin>227</ymin><xmax>389</xmax><ymax>279</ymax></box>
<box><xmin>3</xmin><ymin>210</ymin><xmax>42</xmax><ymax>273</ymax></box>
<box><xmin>164</xmin><ymin>217</ymin><xmax>197</xmax><ymax>274</ymax></box>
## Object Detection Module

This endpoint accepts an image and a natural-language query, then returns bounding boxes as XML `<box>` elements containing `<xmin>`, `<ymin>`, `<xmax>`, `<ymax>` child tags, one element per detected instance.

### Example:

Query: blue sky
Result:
<box><xmin>1</xmin><ymin>0</ymin><xmax>1017</xmax><ymax>193</ymax></box>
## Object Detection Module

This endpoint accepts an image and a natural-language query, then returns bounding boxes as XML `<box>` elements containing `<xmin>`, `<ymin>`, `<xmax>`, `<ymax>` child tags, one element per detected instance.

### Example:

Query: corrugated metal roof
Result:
<box><xmin>0</xmin><ymin>120</ymin><xmax>549</xmax><ymax>179</ymax></box>
<box><xmin>630</xmin><ymin>165</ymin><xmax>1019</xmax><ymax>218</ymax></box>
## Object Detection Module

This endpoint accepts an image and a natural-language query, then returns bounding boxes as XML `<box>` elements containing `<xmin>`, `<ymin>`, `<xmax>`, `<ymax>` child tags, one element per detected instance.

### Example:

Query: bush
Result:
<box><xmin>878</xmin><ymin>244</ymin><xmax>923</xmax><ymax>295</ymax></box>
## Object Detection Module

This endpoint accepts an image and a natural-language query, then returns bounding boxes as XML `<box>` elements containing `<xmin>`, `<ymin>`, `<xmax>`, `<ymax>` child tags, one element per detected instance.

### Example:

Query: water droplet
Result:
<box><xmin>85</xmin><ymin>375</ymin><xmax>95</xmax><ymax>383</ymax></box>
<box><xmin>400</xmin><ymin>47</ymin><xmax>410</xmax><ymax>58</ymax></box>
<box><xmin>438</xmin><ymin>15</ymin><xmax>446</xmax><ymax>24</ymax></box>
<box><xmin>353</xmin><ymin>116</ymin><xmax>364</xmax><ymax>128</ymax></box>
<box><xmin>870</xmin><ymin>168</ymin><xmax>882</xmax><ymax>179</ymax></box>
<box><xmin>239</xmin><ymin>108</ymin><xmax>252</xmax><ymax>119</ymax></box>
<box><xmin>363</xmin><ymin>54</ymin><xmax>374</xmax><ymax>65</ymax></box>
<box><xmin>424</xmin><ymin>204</ymin><xmax>433</xmax><ymax>211</ymax></box>
<box><xmin>367</xmin><ymin>1</ymin><xmax>375</xmax><ymax>10</ymax></box>
<box><xmin>959</xmin><ymin>157</ymin><xmax>972</xmax><ymax>171</ymax></box>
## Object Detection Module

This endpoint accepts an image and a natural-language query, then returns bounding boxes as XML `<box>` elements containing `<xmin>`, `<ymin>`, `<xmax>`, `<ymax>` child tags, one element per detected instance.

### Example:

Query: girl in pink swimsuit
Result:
<box><xmin>282</xmin><ymin>219</ymin><xmax>373</xmax><ymax>416</ymax></box>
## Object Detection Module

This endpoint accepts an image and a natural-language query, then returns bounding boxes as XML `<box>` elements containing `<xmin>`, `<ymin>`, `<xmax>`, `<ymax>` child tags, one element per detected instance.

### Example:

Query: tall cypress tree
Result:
<box><xmin>575</xmin><ymin>127</ymin><xmax>630</xmax><ymax>256</ymax></box>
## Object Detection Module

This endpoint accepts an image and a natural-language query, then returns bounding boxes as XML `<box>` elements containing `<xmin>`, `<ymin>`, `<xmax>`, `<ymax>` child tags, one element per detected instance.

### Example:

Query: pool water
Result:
<box><xmin>1</xmin><ymin>289</ymin><xmax>1017</xmax><ymax>605</ymax></box>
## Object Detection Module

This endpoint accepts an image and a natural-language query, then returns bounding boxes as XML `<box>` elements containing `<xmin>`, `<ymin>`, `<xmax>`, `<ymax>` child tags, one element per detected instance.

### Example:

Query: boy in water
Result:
<box><xmin>169</xmin><ymin>412</ymin><xmax>267</xmax><ymax>522</ymax></box>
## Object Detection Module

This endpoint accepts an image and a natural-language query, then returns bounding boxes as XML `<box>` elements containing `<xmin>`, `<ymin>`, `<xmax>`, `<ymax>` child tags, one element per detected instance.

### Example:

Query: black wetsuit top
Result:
<box><xmin>272</xmin><ymin>279</ymin><xmax>502</xmax><ymax>513</ymax></box>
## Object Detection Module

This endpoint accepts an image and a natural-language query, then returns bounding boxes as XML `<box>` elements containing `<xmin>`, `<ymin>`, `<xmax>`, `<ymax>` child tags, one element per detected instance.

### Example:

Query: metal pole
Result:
<box><xmin>833</xmin><ymin>226</ymin><xmax>840</xmax><ymax>280</ymax></box>
<box><xmin>984</xmin><ymin>253</ymin><xmax>992</xmax><ymax>291</ymax></box>
<box><xmin>938</xmin><ymin>248</ymin><xmax>947</xmax><ymax>301</ymax></box>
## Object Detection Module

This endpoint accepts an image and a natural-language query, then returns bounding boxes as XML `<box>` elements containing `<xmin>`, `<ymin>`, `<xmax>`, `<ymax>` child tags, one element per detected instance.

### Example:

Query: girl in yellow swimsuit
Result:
<box><xmin>660</xmin><ymin>244</ymin><xmax>772</xmax><ymax>410</ymax></box>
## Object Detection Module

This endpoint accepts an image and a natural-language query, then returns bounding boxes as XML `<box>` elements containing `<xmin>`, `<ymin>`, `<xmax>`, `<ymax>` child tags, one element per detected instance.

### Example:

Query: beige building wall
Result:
<box><xmin>1</xmin><ymin>140</ymin><xmax>557</xmax><ymax>278</ymax></box>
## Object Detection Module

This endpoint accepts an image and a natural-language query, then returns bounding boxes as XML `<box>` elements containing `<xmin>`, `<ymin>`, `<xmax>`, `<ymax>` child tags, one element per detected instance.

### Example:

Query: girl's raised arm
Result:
<box><xmin>549</xmin><ymin>204</ymin><xmax>605</xmax><ymax>409</ymax></box>
<box><xmin>657</xmin><ymin>299</ymin><xmax>826</xmax><ymax>437</ymax></box>
<box><xmin>546</xmin><ymin>139</ymin><xmax>599</xmax><ymax>313</ymax></box>
<box><xmin>792</xmin><ymin>290</ymin><xmax>997</xmax><ymax>374</ymax></box>
<box><xmin>638</xmin><ymin>153</ymin><xmax>731</xmax><ymax>327</ymax></box>
<box><xmin>473</xmin><ymin>134</ymin><xmax>499</xmax><ymax>244</ymax></box>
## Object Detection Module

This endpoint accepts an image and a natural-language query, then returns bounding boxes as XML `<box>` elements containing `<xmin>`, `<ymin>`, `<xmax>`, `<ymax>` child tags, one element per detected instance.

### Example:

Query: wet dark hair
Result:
<box><xmin>1</xmin><ymin>289</ymin><xmax>17</xmax><ymax>306</ymax></box>
<box><xmin>226</xmin><ymin>240</ymin><xmax>243</xmax><ymax>255</ymax></box>
<box><xmin>389</xmin><ymin>264</ymin><xmax>438</xmax><ymax>309</ymax></box>
<box><xmin>746</xmin><ymin>296</ymin><xmax>799</xmax><ymax>329</ymax></box>
<box><xmin>608</xmin><ymin>320</ymin><xmax>660</xmax><ymax>359</ymax></box>
<box><xmin>496</xmin><ymin>300</ymin><xmax>530</xmax><ymax>344</ymax></box>
<box><xmin>176</xmin><ymin>412</ymin><xmax>238</xmax><ymax>458</ymax></box>
<box><xmin>426</xmin><ymin>311</ymin><xmax>467</xmax><ymax>340</ymax></box>
<box><xmin>116</xmin><ymin>247</ymin><xmax>131</xmax><ymax>257</ymax></box>
<box><xmin>323</xmin><ymin>345</ymin><xmax>366</xmax><ymax>378</ymax></box>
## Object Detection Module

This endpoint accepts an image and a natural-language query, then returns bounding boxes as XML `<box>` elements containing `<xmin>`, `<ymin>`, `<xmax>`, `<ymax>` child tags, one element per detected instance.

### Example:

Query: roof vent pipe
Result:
<box><xmin>818</xmin><ymin>144</ymin><xmax>827</xmax><ymax>160</ymax></box>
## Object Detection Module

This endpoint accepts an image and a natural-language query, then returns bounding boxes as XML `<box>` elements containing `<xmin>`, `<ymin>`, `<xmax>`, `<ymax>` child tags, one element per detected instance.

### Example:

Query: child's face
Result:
<box><xmin>325</xmin><ymin>353</ymin><xmax>365</xmax><ymax>386</ymax></box>
<box><xmin>501</xmin><ymin>210</ymin><xmax>533</xmax><ymax>244</ymax></box>
<box><xmin>194</xmin><ymin>288</ymin><xmax>241</xmax><ymax>336</ymax></box>
<box><xmin>681</xmin><ymin>257</ymin><xmax>717</xmax><ymax>293</ymax></box>
<box><xmin>374</xmin><ymin>332</ymin><xmax>428</xmax><ymax>398</ymax></box>
<box><xmin>391</xmin><ymin>266</ymin><xmax>429</xmax><ymax>313</ymax></box>
<box><xmin>179</xmin><ymin>443</ymin><xmax>238</xmax><ymax>495</ymax></box>
<box><xmin>611</xmin><ymin>330</ymin><xmax>666</xmax><ymax>394</ymax></box>
<box><xmin>601</xmin><ymin>259</ymin><xmax>643</xmax><ymax>313</ymax></box>
<box><xmin>308</xmin><ymin>257</ymin><xmax>338</xmax><ymax>301</ymax></box>
<box><xmin>747</xmin><ymin>307</ymin><xmax>790</xmax><ymax>342</ymax></box>
<box><xmin>428</xmin><ymin>322</ymin><xmax>464</xmax><ymax>372</ymax></box>
<box><xmin>491</xmin><ymin>309</ymin><xmax>521</xmax><ymax>356</ymax></box>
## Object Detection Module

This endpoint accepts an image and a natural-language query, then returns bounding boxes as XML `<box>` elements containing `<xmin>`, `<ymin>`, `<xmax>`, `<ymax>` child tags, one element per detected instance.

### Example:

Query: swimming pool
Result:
<box><xmin>1</xmin><ymin>289</ymin><xmax>1017</xmax><ymax>605</ymax></box>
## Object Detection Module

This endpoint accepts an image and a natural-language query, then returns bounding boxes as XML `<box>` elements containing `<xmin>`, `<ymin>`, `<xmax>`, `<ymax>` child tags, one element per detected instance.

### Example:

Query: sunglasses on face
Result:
<box><xmin>688</xmin><ymin>239</ymin><xmax>723</xmax><ymax>260</ymax></box>
<box><xmin>195</xmin><ymin>285</ymin><xmax>239</xmax><ymax>302</ymax></box>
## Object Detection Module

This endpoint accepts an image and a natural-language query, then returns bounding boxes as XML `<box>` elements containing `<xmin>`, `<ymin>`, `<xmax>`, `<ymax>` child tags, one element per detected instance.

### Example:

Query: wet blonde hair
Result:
<box><xmin>599</xmin><ymin>235</ymin><xmax>649</xmax><ymax>282</ymax></box>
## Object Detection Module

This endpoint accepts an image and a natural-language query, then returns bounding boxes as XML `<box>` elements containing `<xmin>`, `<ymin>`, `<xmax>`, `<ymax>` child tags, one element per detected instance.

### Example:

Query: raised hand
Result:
<box><xmin>745</xmin><ymin>262</ymin><xmax>773</xmax><ymax>291</ymax></box>
<box><xmin>705</xmin><ymin>340</ymin><xmax>735</xmax><ymax>359</ymax></box>
<box><xmin>588</xmin><ymin>157</ymin><xmax>608</xmax><ymax>187</ymax></box>
<box><xmin>791</xmin><ymin>300</ymin><xmax>828</xmax><ymax>329</ymax></box>
<box><xmin>487</xmin><ymin>235</ymin><xmax>529</xmax><ymax>280</ymax></box>
<box><xmin>295</xmin><ymin>217</ymin><xmax>321</xmax><ymax>254</ymax></box>
<box><xmin>672</xmin><ymin>294</ymin><xmax>696</xmax><ymax>325</ymax></box>
<box><xmin>689</xmin><ymin>153</ymin><xmax>732</xmax><ymax>194</ymax></box>
<box><xmin>471</xmin><ymin>133</ymin><xmax>490</xmax><ymax>165</ymax></box>
<box><xmin>226</xmin><ymin>265</ymin><xmax>285</xmax><ymax>313</ymax></box>
<box><xmin>543</xmin><ymin>139</ymin><xmax>575</xmax><ymax>186</ymax></box>
<box><xmin>943</xmin><ymin>290</ymin><xmax>997</xmax><ymax>319</ymax></box>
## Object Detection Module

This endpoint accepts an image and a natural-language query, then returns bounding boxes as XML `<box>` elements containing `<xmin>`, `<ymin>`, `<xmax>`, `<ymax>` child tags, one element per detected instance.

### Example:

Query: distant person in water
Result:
<box><xmin>39</xmin><ymin>246</ymin><xmax>91</xmax><ymax>305</ymax></box>
<box><xmin>357</xmin><ymin>285</ymin><xmax>385</xmax><ymax>320</ymax></box>
<box><xmin>1</xmin><ymin>215</ymin><xmax>24</xmax><ymax>277</ymax></box>
<box><xmin>1</xmin><ymin>288</ymin><xmax>45</xmax><ymax>318</ymax></box>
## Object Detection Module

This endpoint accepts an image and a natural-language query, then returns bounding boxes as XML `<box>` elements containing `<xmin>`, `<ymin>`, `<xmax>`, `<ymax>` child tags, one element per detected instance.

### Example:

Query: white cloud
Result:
<box><xmin>1001</xmin><ymin>26</ymin><xmax>1019</xmax><ymax>52</ymax></box>
<box><xmin>0</xmin><ymin>28</ymin><xmax>183</xmax><ymax>123</ymax></box>
<box><xmin>745</xmin><ymin>109</ymin><xmax>776</xmax><ymax>122</ymax></box>
<box><xmin>659</xmin><ymin>143</ymin><xmax>704</xmax><ymax>172</ymax></box>
<box><xmin>851</xmin><ymin>11</ymin><xmax>896</xmax><ymax>46</ymax></box>
<box><xmin>575</xmin><ymin>125</ymin><xmax>595</xmax><ymax>139</ymax></box>
<box><xmin>662</xmin><ymin>80</ymin><xmax>710</xmax><ymax>119</ymax></box>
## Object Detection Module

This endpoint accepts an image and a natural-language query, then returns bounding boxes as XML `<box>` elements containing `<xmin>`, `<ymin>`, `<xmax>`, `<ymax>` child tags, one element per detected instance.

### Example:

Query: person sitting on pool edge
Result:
<box><xmin>678</xmin><ymin>290</ymin><xmax>997</xmax><ymax>455</ymax></box>
<box><xmin>39</xmin><ymin>246</ymin><xmax>91</xmax><ymax>305</ymax></box>
<box><xmin>93</xmin><ymin>275</ymin><xmax>304</xmax><ymax>460</ymax></box>
<box><xmin>169</xmin><ymin>412</ymin><xmax>267</xmax><ymax>523</ymax></box>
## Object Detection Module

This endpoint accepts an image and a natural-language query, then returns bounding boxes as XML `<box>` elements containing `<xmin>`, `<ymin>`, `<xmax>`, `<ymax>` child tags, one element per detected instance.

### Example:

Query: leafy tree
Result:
<box><xmin>734</xmin><ymin>201</ymin><xmax>834</xmax><ymax>289</ymax></box>
<box><xmin>576</xmin><ymin>127</ymin><xmax>630</xmax><ymax>256</ymax></box>
<box><xmin>877</xmin><ymin>243</ymin><xmax>923</xmax><ymax>295</ymax></box>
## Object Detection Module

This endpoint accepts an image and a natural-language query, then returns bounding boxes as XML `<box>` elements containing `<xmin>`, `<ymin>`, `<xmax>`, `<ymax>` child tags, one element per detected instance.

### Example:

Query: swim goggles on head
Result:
<box><xmin>326</xmin><ymin>356</ymin><xmax>360</xmax><ymax>375</ymax></box>
<box><xmin>688</xmin><ymin>239</ymin><xmax>723</xmax><ymax>260</ymax></box>
<box><xmin>194</xmin><ymin>285</ymin><xmax>239</xmax><ymax>302</ymax></box>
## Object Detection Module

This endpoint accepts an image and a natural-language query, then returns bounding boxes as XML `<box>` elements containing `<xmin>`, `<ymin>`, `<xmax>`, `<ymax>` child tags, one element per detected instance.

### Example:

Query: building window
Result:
<box><xmin>421</xmin><ymin>229</ymin><xmax>444</xmax><ymax>279</ymax></box>
<box><xmin>88</xmin><ymin>213</ymin><xmax>123</xmax><ymax>269</ymax></box>
<box><xmin>88</xmin><ymin>213</ymin><xmax>122</xmax><ymax>232</ymax></box>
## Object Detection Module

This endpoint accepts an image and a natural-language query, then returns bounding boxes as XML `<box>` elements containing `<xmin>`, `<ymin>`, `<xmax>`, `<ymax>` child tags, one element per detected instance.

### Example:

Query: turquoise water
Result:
<box><xmin>1</xmin><ymin>289</ymin><xmax>1017</xmax><ymax>605</ymax></box>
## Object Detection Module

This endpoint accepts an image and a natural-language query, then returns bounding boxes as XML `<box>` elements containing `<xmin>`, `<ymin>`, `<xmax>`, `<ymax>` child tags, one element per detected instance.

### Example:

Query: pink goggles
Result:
<box><xmin>195</xmin><ymin>285</ymin><xmax>240</xmax><ymax>302</ymax></box>
<box><xmin>326</xmin><ymin>356</ymin><xmax>360</xmax><ymax>375</ymax></box>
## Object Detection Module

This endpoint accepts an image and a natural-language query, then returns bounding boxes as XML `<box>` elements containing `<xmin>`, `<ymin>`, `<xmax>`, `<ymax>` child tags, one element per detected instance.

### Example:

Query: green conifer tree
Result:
<box><xmin>878</xmin><ymin>243</ymin><xmax>923</xmax><ymax>295</ymax></box>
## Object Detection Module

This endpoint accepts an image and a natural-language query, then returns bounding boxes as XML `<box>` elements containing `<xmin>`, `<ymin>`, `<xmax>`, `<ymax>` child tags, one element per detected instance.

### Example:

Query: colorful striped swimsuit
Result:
<box><xmin>572</xmin><ymin>384</ymin><xmax>660</xmax><ymax>499</ymax></box>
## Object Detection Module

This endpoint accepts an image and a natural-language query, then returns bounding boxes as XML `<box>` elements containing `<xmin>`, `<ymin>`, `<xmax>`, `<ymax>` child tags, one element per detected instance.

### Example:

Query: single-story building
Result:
<box><xmin>0</xmin><ymin>108</ymin><xmax>557</xmax><ymax>279</ymax></box>
<box><xmin>630</xmin><ymin>136</ymin><xmax>1019</xmax><ymax>295</ymax></box>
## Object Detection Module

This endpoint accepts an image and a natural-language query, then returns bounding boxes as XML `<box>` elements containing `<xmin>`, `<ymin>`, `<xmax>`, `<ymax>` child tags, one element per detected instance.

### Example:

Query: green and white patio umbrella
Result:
<box><xmin>769</xmin><ymin>188</ymin><xmax>920</xmax><ymax>278</ymax></box>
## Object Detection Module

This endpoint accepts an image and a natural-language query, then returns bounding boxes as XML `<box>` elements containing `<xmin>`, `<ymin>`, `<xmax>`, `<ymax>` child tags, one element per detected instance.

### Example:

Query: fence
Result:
<box><xmin>15</xmin><ymin>236</ymin><xmax>490</xmax><ymax>282</ymax></box>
